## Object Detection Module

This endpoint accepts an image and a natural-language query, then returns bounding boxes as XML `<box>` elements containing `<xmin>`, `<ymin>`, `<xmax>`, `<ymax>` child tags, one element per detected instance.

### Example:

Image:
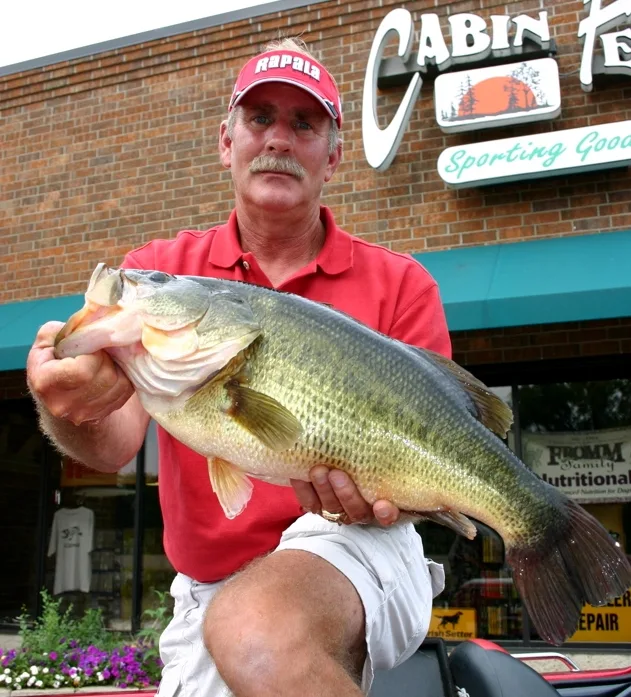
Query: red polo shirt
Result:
<box><xmin>122</xmin><ymin>207</ymin><xmax>451</xmax><ymax>582</ymax></box>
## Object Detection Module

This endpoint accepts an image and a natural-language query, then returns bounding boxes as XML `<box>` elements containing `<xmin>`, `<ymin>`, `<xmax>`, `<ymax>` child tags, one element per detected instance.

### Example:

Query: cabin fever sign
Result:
<box><xmin>522</xmin><ymin>427</ymin><xmax>631</xmax><ymax>503</ymax></box>
<box><xmin>363</xmin><ymin>1</ymin><xmax>631</xmax><ymax>184</ymax></box>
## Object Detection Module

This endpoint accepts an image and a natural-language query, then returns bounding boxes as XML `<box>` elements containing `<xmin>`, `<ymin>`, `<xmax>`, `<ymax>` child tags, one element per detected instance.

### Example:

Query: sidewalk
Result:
<box><xmin>0</xmin><ymin>635</ymin><xmax>20</xmax><ymax>651</ymax></box>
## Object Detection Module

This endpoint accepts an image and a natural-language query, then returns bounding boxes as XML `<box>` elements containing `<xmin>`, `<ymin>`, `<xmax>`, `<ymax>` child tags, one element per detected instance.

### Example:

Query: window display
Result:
<box><xmin>45</xmin><ymin>462</ymin><xmax>136</xmax><ymax>630</ymax></box>
<box><xmin>48</xmin><ymin>504</ymin><xmax>94</xmax><ymax>595</ymax></box>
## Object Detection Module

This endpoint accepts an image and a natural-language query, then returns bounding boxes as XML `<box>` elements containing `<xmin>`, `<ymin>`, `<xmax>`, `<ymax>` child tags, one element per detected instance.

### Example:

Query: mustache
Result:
<box><xmin>249</xmin><ymin>155</ymin><xmax>306</xmax><ymax>179</ymax></box>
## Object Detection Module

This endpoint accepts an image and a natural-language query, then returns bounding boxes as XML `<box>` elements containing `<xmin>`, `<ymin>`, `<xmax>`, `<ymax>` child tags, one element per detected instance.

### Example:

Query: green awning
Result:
<box><xmin>416</xmin><ymin>229</ymin><xmax>631</xmax><ymax>332</ymax></box>
<box><xmin>1</xmin><ymin>295</ymin><xmax>84</xmax><ymax>372</ymax></box>
<box><xmin>1</xmin><ymin>229</ymin><xmax>630</xmax><ymax>371</ymax></box>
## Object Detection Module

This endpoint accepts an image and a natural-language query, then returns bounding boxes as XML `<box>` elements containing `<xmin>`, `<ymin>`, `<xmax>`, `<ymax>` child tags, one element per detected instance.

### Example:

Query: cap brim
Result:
<box><xmin>231</xmin><ymin>77</ymin><xmax>341</xmax><ymax>127</ymax></box>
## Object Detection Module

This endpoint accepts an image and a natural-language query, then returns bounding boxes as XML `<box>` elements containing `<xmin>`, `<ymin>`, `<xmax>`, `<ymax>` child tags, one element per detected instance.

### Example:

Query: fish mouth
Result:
<box><xmin>54</xmin><ymin>264</ymin><xmax>144</xmax><ymax>358</ymax></box>
<box><xmin>54</xmin><ymin>303</ymin><xmax>135</xmax><ymax>359</ymax></box>
<box><xmin>54</xmin><ymin>303</ymin><xmax>109</xmax><ymax>347</ymax></box>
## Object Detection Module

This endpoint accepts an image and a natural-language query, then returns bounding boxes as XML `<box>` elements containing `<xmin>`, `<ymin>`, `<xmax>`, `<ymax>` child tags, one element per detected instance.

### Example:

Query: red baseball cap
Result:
<box><xmin>229</xmin><ymin>49</ymin><xmax>343</xmax><ymax>128</ymax></box>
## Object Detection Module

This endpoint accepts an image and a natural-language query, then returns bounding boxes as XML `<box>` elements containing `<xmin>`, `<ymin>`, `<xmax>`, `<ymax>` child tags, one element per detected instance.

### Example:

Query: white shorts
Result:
<box><xmin>157</xmin><ymin>513</ymin><xmax>445</xmax><ymax>697</ymax></box>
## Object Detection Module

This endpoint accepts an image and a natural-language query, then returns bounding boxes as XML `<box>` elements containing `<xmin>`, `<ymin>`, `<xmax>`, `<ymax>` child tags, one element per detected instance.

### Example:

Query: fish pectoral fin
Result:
<box><xmin>208</xmin><ymin>457</ymin><xmax>253</xmax><ymax>519</ymax></box>
<box><xmin>142</xmin><ymin>323</ymin><xmax>199</xmax><ymax>360</ymax></box>
<box><xmin>415</xmin><ymin>509</ymin><xmax>478</xmax><ymax>540</ymax></box>
<box><xmin>409</xmin><ymin>347</ymin><xmax>513</xmax><ymax>439</ymax></box>
<box><xmin>225</xmin><ymin>382</ymin><xmax>303</xmax><ymax>451</ymax></box>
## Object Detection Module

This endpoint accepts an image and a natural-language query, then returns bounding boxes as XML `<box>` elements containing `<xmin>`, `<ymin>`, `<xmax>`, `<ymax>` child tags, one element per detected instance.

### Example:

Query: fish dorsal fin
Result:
<box><xmin>408</xmin><ymin>347</ymin><xmax>513</xmax><ymax>438</ymax></box>
<box><xmin>208</xmin><ymin>457</ymin><xmax>253</xmax><ymax>519</ymax></box>
<box><xmin>225</xmin><ymin>382</ymin><xmax>303</xmax><ymax>451</ymax></box>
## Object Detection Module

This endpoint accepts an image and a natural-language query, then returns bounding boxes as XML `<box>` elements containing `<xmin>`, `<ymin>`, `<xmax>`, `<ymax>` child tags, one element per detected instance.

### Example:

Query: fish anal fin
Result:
<box><xmin>208</xmin><ymin>457</ymin><xmax>253</xmax><ymax>519</ymax></box>
<box><xmin>413</xmin><ymin>509</ymin><xmax>478</xmax><ymax>539</ymax></box>
<box><xmin>225</xmin><ymin>381</ymin><xmax>302</xmax><ymax>451</ymax></box>
<box><xmin>409</xmin><ymin>347</ymin><xmax>513</xmax><ymax>438</ymax></box>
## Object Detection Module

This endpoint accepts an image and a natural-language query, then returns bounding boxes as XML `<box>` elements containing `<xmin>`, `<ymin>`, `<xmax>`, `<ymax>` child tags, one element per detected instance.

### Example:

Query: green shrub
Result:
<box><xmin>18</xmin><ymin>590</ymin><xmax>124</xmax><ymax>654</ymax></box>
<box><xmin>137</xmin><ymin>589</ymin><xmax>172</xmax><ymax>665</ymax></box>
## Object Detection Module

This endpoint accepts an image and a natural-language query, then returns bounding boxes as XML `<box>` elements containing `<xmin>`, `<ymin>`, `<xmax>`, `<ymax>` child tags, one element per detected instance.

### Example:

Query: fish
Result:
<box><xmin>54</xmin><ymin>263</ymin><xmax>631</xmax><ymax>645</ymax></box>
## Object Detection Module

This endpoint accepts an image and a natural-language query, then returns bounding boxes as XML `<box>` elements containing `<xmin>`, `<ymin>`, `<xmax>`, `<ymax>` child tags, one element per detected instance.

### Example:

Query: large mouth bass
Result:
<box><xmin>54</xmin><ymin>263</ymin><xmax>631</xmax><ymax>645</ymax></box>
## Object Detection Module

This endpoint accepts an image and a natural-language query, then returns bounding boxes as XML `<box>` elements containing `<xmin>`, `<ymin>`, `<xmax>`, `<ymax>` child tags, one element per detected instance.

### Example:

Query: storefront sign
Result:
<box><xmin>428</xmin><ymin>607</ymin><xmax>477</xmax><ymax>640</ymax></box>
<box><xmin>435</xmin><ymin>58</ymin><xmax>561</xmax><ymax>133</ymax></box>
<box><xmin>362</xmin><ymin>8</ymin><xmax>552</xmax><ymax>170</ymax></box>
<box><xmin>363</xmin><ymin>3</ymin><xmax>631</xmax><ymax>175</ymax></box>
<box><xmin>569</xmin><ymin>591</ymin><xmax>631</xmax><ymax>642</ymax></box>
<box><xmin>437</xmin><ymin>119</ymin><xmax>631</xmax><ymax>187</ymax></box>
<box><xmin>578</xmin><ymin>0</ymin><xmax>631</xmax><ymax>91</ymax></box>
<box><xmin>363</xmin><ymin>8</ymin><xmax>423</xmax><ymax>171</ymax></box>
<box><xmin>522</xmin><ymin>427</ymin><xmax>631</xmax><ymax>503</ymax></box>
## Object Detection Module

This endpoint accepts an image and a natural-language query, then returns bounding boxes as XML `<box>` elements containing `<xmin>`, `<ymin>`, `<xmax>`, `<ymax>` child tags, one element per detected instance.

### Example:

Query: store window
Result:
<box><xmin>423</xmin><ymin>386</ymin><xmax>524</xmax><ymax>642</ymax></box>
<box><xmin>46</xmin><ymin>456</ymin><xmax>137</xmax><ymax>630</ymax></box>
<box><xmin>519</xmin><ymin>379</ymin><xmax>631</xmax><ymax>644</ymax></box>
<box><xmin>0</xmin><ymin>399</ymin><xmax>46</xmax><ymax>628</ymax></box>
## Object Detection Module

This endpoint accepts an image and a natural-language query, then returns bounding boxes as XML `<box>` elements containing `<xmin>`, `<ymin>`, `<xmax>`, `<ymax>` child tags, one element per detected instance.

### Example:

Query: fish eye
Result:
<box><xmin>148</xmin><ymin>271</ymin><xmax>173</xmax><ymax>284</ymax></box>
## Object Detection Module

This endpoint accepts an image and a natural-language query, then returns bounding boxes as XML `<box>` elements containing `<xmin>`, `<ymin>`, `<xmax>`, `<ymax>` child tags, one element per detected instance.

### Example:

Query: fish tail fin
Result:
<box><xmin>506</xmin><ymin>498</ymin><xmax>631</xmax><ymax>645</ymax></box>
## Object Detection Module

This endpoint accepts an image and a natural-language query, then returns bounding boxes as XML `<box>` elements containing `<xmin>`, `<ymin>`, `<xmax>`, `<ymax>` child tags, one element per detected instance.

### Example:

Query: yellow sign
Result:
<box><xmin>569</xmin><ymin>590</ymin><xmax>631</xmax><ymax>642</ymax></box>
<box><xmin>428</xmin><ymin>608</ymin><xmax>477</xmax><ymax>641</ymax></box>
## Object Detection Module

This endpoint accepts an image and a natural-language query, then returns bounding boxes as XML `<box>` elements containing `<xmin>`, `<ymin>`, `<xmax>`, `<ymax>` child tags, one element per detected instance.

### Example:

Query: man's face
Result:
<box><xmin>219</xmin><ymin>83</ymin><xmax>341</xmax><ymax>214</ymax></box>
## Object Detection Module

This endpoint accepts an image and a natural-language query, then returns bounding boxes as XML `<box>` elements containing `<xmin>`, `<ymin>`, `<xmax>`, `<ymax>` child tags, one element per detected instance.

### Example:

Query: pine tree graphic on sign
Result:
<box><xmin>504</xmin><ymin>77</ymin><xmax>520</xmax><ymax>112</ymax></box>
<box><xmin>445</xmin><ymin>64</ymin><xmax>549</xmax><ymax>121</ymax></box>
<box><xmin>460</xmin><ymin>75</ymin><xmax>478</xmax><ymax>117</ymax></box>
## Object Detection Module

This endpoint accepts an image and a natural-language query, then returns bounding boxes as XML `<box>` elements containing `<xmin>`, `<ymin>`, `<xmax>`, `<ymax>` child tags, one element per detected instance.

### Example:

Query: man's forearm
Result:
<box><xmin>35</xmin><ymin>396</ymin><xmax>149</xmax><ymax>472</ymax></box>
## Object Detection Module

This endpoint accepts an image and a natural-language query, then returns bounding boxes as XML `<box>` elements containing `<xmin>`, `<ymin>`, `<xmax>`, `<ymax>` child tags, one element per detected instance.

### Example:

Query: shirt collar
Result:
<box><xmin>208</xmin><ymin>206</ymin><xmax>353</xmax><ymax>275</ymax></box>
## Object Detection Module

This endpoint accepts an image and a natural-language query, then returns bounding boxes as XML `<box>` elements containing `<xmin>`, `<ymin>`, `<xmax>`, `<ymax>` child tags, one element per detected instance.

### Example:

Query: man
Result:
<box><xmin>27</xmin><ymin>39</ymin><xmax>450</xmax><ymax>697</ymax></box>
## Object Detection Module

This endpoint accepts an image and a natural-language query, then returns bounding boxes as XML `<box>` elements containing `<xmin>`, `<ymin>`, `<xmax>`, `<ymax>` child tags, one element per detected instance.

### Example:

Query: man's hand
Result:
<box><xmin>27</xmin><ymin>321</ymin><xmax>134</xmax><ymax>426</ymax></box>
<box><xmin>291</xmin><ymin>465</ymin><xmax>400</xmax><ymax>526</ymax></box>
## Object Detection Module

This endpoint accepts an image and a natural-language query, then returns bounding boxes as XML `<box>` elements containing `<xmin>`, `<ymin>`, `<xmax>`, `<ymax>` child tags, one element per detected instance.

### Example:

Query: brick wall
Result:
<box><xmin>1</xmin><ymin>0</ymin><xmax>630</xmax><ymax>357</ymax></box>
<box><xmin>452</xmin><ymin>317</ymin><xmax>631</xmax><ymax>366</ymax></box>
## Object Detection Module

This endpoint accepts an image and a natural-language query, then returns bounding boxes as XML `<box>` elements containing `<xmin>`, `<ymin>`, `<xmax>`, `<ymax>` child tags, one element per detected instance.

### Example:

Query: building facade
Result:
<box><xmin>1</xmin><ymin>0</ymin><xmax>630</xmax><ymax>651</ymax></box>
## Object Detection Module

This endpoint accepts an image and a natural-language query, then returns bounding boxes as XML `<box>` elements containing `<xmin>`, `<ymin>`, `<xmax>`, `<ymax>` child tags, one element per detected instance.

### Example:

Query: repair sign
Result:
<box><xmin>568</xmin><ymin>590</ymin><xmax>631</xmax><ymax>642</ymax></box>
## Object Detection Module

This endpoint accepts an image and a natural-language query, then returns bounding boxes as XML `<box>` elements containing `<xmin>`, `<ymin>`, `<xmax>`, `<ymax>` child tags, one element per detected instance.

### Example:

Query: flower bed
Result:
<box><xmin>0</xmin><ymin>642</ymin><xmax>161</xmax><ymax>691</ymax></box>
<box><xmin>0</xmin><ymin>591</ymin><xmax>167</xmax><ymax>691</ymax></box>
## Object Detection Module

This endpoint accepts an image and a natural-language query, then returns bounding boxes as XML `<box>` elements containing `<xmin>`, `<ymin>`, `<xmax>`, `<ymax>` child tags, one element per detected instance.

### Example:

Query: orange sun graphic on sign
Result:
<box><xmin>458</xmin><ymin>76</ymin><xmax>537</xmax><ymax>117</ymax></box>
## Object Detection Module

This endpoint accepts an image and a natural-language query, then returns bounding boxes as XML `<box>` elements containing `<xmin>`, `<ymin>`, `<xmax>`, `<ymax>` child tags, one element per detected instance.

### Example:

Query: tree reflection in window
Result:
<box><xmin>519</xmin><ymin>380</ymin><xmax>631</xmax><ymax>433</ymax></box>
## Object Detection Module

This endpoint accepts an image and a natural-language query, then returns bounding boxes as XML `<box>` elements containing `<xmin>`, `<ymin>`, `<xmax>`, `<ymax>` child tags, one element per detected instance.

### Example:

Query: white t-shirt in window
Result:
<box><xmin>47</xmin><ymin>506</ymin><xmax>94</xmax><ymax>594</ymax></box>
